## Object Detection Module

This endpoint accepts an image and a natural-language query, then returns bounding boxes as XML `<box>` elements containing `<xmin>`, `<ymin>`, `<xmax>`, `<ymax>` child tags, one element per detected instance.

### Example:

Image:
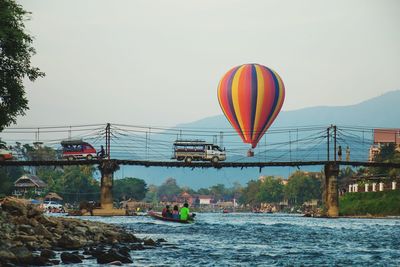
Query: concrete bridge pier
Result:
<box><xmin>87</xmin><ymin>160</ymin><xmax>125</xmax><ymax>216</ymax></box>
<box><xmin>324</xmin><ymin>163</ymin><xmax>339</xmax><ymax>217</ymax></box>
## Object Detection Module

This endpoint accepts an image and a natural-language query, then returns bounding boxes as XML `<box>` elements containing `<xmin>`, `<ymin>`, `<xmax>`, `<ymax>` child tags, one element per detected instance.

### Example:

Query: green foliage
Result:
<box><xmin>338</xmin><ymin>167</ymin><xmax>356</xmax><ymax>190</ymax></box>
<box><xmin>239</xmin><ymin>180</ymin><xmax>261</xmax><ymax>205</ymax></box>
<box><xmin>257</xmin><ymin>176</ymin><xmax>284</xmax><ymax>203</ymax></box>
<box><xmin>35</xmin><ymin>165</ymin><xmax>99</xmax><ymax>203</ymax></box>
<box><xmin>0</xmin><ymin>166</ymin><xmax>24</xmax><ymax>196</ymax></box>
<box><xmin>60</xmin><ymin>166</ymin><xmax>99</xmax><ymax>203</ymax></box>
<box><xmin>340</xmin><ymin>190</ymin><xmax>400</xmax><ymax>216</ymax></box>
<box><xmin>24</xmin><ymin>144</ymin><xmax>57</xmax><ymax>161</ymax></box>
<box><xmin>197</xmin><ymin>187</ymin><xmax>211</xmax><ymax>195</ymax></box>
<box><xmin>144</xmin><ymin>184</ymin><xmax>159</xmax><ymax>203</ymax></box>
<box><xmin>285</xmin><ymin>171</ymin><xmax>322</xmax><ymax>205</ymax></box>
<box><xmin>369</xmin><ymin>144</ymin><xmax>400</xmax><ymax>177</ymax></box>
<box><xmin>157</xmin><ymin>177</ymin><xmax>182</xmax><ymax>201</ymax></box>
<box><xmin>239</xmin><ymin>177</ymin><xmax>284</xmax><ymax>205</ymax></box>
<box><xmin>209</xmin><ymin>184</ymin><xmax>227</xmax><ymax>201</ymax></box>
<box><xmin>113</xmin><ymin>177</ymin><xmax>147</xmax><ymax>201</ymax></box>
<box><xmin>0</xmin><ymin>0</ymin><xmax>45</xmax><ymax>130</ymax></box>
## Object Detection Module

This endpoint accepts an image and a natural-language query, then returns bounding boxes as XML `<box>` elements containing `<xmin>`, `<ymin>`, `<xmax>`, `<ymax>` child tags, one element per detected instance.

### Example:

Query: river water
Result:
<box><xmin>67</xmin><ymin>213</ymin><xmax>400</xmax><ymax>266</ymax></box>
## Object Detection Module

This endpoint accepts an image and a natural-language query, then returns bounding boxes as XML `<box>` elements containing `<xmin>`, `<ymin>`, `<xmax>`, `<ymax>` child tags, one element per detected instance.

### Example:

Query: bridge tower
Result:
<box><xmin>324</xmin><ymin>162</ymin><xmax>339</xmax><ymax>217</ymax></box>
<box><xmin>93</xmin><ymin>160</ymin><xmax>125</xmax><ymax>215</ymax></box>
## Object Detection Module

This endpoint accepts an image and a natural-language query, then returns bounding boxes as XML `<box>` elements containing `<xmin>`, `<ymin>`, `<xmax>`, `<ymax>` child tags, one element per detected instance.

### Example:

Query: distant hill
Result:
<box><xmin>176</xmin><ymin>90</ymin><xmax>400</xmax><ymax>129</ymax></box>
<box><xmin>117</xmin><ymin>90</ymin><xmax>400</xmax><ymax>189</ymax></box>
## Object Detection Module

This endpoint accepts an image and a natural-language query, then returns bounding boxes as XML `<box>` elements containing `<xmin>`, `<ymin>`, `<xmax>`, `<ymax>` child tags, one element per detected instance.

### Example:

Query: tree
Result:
<box><xmin>157</xmin><ymin>178</ymin><xmax>181</xmax><ymax>201</ymax></box>
<box><xmin>113</xmin><ymin>177</ymin><xmax>148</xmax><ymax>201</ymax></box>
<box><xmin>338</xmin><ymin>167</ymin><xmax>355</xmax><ymax>192</ymax></box>
<box><xmin>60</xmin><ymin>166</ymin><xmax>100</xmax><ymax>203</ymax></box>
<box><xmin>285</xmin><ymin>171</ymin><xmax>322</xmax><ymax>205</ymax></box>
<box><xmin>0</xmin><ymin>0</ymin><xmax>45</xmax><ymax>131</ymax></box>
<box><xmin>209</xmin><ymin>184</ymin><xmax>228</xmax><ymax>202</ymax></box>
<box><xmin>239</xmin><ymin>180</ymin><xmax>261</xmax><ymax>205</ymax></box>
<box><xmin>0</xmin><ymin>165</ymin><xmax>24</xmax><ymax>197</ymax></box>
<box><xmin>369</xmin><ymin>143</ymin><xmax>400</xmax><ymax>177</ymax></box>
<box><xmin>144</xmin><ymin>184</ymin><xmax>159</xmax><ymax>203</ymax></box>
<box><xmin>257</xmin><ymin>176</ymin><xmax>284</xmax><ymax>203</ymax></box>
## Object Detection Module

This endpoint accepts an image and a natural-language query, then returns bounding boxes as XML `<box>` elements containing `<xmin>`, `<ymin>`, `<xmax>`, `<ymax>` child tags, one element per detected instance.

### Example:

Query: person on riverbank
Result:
<box><xmin>346</xmin><ymin>146</ymin><xmax>350</xmax><ymax>161</ymax></box>
<box><xmin>172</xmin><ymin>205</ymin><xmax>179</xmax><ymax>219</ymax></box>
<box><xmin>180</xmin><ymin>203</ymin><xmax>190</xmax><ymax>221</ymax></box>
<box><xmin>337</xmin><ymin>146</ymin><xmax>342</xmax><ymax>161</ymax></box>
<box><xmin>162</xmin><ymin>205</ymin><xmax>172</xmax><ymax>218</ymax></box>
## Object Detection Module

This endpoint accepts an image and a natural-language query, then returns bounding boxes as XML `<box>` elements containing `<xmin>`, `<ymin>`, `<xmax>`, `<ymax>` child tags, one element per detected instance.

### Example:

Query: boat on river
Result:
<box><xmin>148</xmin><ymin>211</ymin><xmax>194</xmax><ymax>224</ymax></box>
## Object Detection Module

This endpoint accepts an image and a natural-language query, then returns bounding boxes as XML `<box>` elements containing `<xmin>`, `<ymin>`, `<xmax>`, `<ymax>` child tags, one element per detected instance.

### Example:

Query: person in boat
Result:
<box><xmin>172</xmin><ymin>205</ymin><xmax>179</xmax><ymax>219</ymax></box>
<box><xmin>180</xmin><ymin>202</ymin><xmax>190</xmax><ymax>221</ymax></box>
<box><xmin>161</xmin><ymin>205</ymin><xmax>172</xmax><ymax>218</ymax></box>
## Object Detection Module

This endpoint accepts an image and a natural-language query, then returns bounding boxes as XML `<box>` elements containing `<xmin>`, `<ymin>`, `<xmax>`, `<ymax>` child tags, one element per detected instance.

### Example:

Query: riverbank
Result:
<box><xmin>0</xmin><ymin>197</ymin><xmax>163</xmax><ymax>266</ymax></box>
<box><xmin>339</xmin><ymin>190</ymin><xmax>400</xmax><ymax>216</ymax></box>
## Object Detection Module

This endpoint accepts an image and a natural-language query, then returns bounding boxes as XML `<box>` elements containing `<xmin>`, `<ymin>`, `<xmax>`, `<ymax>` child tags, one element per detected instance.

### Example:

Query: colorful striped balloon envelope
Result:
<box><xmin>217</xmin><ymin>64</ymin><xmax>285</xmax><ymax>149</ymax></box>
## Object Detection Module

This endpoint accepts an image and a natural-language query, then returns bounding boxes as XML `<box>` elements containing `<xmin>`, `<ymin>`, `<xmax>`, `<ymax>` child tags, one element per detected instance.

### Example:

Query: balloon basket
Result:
<box><xmin>247</xmin><ymin>149</ymin><xmax>254</xmax><ymax>157</ymax></box>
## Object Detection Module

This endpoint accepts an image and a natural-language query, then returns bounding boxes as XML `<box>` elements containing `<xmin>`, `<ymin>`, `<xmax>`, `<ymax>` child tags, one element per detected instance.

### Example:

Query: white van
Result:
<box><xmin>172</xmin><ymin>140</ymin><xmax>226</xmax><ymax>163</ymax></box>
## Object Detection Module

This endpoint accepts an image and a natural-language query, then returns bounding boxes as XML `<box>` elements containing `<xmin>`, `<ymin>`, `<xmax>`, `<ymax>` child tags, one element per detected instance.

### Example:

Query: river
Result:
<box><xmin>65</xmin><ymin>213</ymin><xmax>400</xmax><ymax>266</ymax></box>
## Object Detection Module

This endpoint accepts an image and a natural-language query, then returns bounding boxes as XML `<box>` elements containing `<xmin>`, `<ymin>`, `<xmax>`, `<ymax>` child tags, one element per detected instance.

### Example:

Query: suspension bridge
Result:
<box><xmin>1</xmin><ymin>123</ymin><xmax>399</xmax><ymax>217</ymax></box>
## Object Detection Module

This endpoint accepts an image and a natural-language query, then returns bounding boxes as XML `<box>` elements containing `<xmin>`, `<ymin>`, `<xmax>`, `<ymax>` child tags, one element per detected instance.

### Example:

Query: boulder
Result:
<box><xmin>18</xmin><ymin>224</ymin><xmax>34</xmax><ymax>235</ymax></box>
<box><xmin>34</xmin><ymin>224</ymin><xmax>53</xmax><ymax>239</ymax></box>
<box><xmin>28</xmin><ymin>218</ymin><xmax>39</xmax><ymax>227</ymax></box>
<box><xmin>73</xmin><ymin>226</ymin><xmax>88</xmax><ymax>236</ymax></box>
<box><xmin>15</xmin><ymin>235</ymin><xmax>38</xmax><ymax>242</ymax></box>
<box><xmin>58</xmin><ymin>235</ymin><xmax>87</xmax><ymax>249</ymax></box>
<box><xmin>96</xmin><ymin>249</ymin><xmax>133</xmax><ymax>264</ymax></box>
<box><xmin>50</xmin><ymin>259</ymin><xmax>60</xmax><ymax>265</ymax></box>
<box><xmin>40</xmin><ymin>249</ymin><xmax>56</xmax><ymax>259</ymax></box>
<box><xmin>0</xmin><ymin>250</ymin><xmax>17</xmax><ymax>264</ymax></box>
<box><xmin>36</xmin><ymin>215</ymin><xmax>58</xmax><ymax>227</ymax></box>
<box><xmin>30</xmin><ymin>255</ymin><xmax>51</xmax><ymax>266</ymax></box>
<box><xmin>117</xmin><ymin>246</ymin><xmax>130</xmax><ymax>258</ymax></box>
<box><xmin>27</xmin><ymin>206</ymin><xmax>43</xmax><ymax>218</ymax></box>
<box><xmin>10</xmin><ymin>246</ymin><xmax>33</xmax><ymax>265</ymax></box>
<box><xmin>60</xmin><ymin>252</ymin><xmax>82</xmax><ymax>264</ymax></box>
<box><xmin>1</xmin><ymin>200</ymin><xmax>27</xmax><ymax>216</ymax></box>
<box><xmin>143</xmin><ymin>238</ymin><xmax>157</xmax><ymax>246</ymax></box>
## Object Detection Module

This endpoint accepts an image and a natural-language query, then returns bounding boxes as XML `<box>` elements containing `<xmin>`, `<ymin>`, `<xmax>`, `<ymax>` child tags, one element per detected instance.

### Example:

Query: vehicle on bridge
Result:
<box><xmin>172</xmin><ymin>140</ymin><xmax>226</xmax><ymax>163</ymax></box>
<box><xmin>61</xmin><ymin>140</ymin><xmax>97</xmax><ymax>160</ymax></box>
<box><xmin>0</xmin><ymin>143</ymin><xmax>13</xmax><ymax>161</ymax></box>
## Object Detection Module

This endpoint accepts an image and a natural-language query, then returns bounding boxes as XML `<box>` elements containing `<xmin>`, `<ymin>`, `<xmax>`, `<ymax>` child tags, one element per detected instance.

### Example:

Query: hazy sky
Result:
<box><xmin>16</xmin><ymin>0</ymin><xmax>400</xmax><ymax>128</ymax></box>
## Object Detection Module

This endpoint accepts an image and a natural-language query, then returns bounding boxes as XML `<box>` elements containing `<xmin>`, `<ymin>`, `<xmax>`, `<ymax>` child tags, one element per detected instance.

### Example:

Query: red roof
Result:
<box><xmin>373</xmin><ymin>129</ymin><xmax>400</xmax><ymax>145</ymax></box>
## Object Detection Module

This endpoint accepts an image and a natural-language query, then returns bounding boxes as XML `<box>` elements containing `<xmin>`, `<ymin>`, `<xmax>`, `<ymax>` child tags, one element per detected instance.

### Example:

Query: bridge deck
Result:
<box><xmin>1</xmin><ymin>160</ymin><xmax>400</xmax><ymax>168</ymax></box>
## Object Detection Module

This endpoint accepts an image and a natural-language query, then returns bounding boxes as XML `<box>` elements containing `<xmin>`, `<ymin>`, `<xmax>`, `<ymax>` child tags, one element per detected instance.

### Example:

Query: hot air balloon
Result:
<box><xmin>217</xmin><ymin>64</ymin><xmax>285</xmax><ymax>150</ymax></box>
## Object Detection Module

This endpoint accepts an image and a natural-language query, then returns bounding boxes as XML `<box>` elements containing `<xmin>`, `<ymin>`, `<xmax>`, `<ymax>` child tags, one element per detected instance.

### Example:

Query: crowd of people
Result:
<box><xmin>161</xmin><ymin>203</ymin><xmax>191</xmax><ymax>221</ymax></box>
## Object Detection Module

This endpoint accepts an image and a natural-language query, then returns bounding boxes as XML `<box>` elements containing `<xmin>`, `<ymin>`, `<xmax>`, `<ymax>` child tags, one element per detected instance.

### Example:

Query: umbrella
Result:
<box><xmin>30</xmin><ymin>199</ymin><xmax>41</xmax><ymax>204</ymax></box>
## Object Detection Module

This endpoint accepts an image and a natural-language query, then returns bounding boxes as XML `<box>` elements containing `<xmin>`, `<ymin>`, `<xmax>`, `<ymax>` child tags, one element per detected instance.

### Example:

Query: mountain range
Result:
<box><xmin>116</xmin><ymin>90</ymin><xmax>400</xmax><ymax>189</ymax></box>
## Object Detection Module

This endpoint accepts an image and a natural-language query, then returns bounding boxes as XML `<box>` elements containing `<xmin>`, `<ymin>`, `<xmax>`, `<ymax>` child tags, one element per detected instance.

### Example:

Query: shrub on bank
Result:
<box><xmin>339</xmin><ymin>190</ymin><xmax>400</xmax><ymax>216</ymax></box>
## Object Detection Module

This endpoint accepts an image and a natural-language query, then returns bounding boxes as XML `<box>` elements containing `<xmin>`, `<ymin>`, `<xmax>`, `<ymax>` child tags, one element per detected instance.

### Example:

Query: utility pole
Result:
<box><xmin>220</xmin><ymin>131</ymin><xmax>224</xmax><ymax>148</ymax></box>
<box><xmin>334</xmin><ymin>125</ymin><xmax>337</xmax><ymax>162</ymax></box>
<box><xmin>105</xmin><ymin>123</ymin><xmax>111</xmax><ymax>160</ymax></box>
<box><xmin>327</xmin><ymin>126</ymin><xmax>330</xmax><ymax>161</ymax></box>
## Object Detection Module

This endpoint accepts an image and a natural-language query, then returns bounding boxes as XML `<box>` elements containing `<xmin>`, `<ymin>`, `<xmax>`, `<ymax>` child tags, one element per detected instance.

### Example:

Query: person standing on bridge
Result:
<box><xmin>97</xmin><ymin>145</ymin><xmax>105</xmax><ymax>159</ymax></box>
<box><xmin>346</xmin><ymin>146</ymin><xmax>350</xmax><ymax>161</ymax></box>
<box><xmin>337</xmin><ymin>146</ymin><xmax>342</xmax><ymax>161</ymax></box>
